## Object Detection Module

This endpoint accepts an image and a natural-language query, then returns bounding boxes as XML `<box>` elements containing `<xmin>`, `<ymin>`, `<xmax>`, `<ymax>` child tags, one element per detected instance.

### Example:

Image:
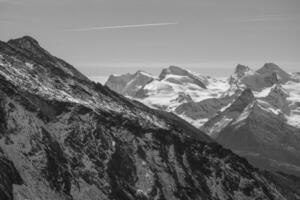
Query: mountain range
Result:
<box><xmin>105</xmin><ymin>62</ymin><xmax>300</xmax><ymax>178</ymax></box>
<box><xmin>1</xmin><ymin>36</ymin><xmax>300</xmax><ymax>200</ymax></box>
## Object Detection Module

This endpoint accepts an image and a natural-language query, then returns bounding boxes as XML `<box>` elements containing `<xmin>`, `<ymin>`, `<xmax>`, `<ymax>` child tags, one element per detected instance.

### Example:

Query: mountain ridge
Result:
<box><xmin>3</xmin><ymin>36</ymin><xmax>300</xmax><ymax>199</ymax></box>
<box><xmin>105</xmin><ymin>62</ymin><xmax>300</xmax><ymax>178</ymax></box>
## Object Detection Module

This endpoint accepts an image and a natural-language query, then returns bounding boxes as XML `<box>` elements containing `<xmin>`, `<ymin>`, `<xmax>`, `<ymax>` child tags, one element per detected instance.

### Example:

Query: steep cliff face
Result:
<box><xmin>105</xmin><ymin>71</ymin><xmax>154</xmax><ymax>97</ymax></box>
<box><xmin>174</xmin><ymin>96</ymin><xmax>233</xmax><ymax>128</ymax></box>
<box><xmin>229</xmin><ymin>64</ymin><xmax>254</xmax><ymax>85</ymax></box>
<box><xmin>203</xmin><ymin>88</ymin><xmax>300</xmax><ymax>177</ymax></box>
<box><xmin>229</xmin><ymin>63</ymin><xmax>293</xmax><ymax>92</ymax></box>
<box><xmin>0</xmin><ymin>36</ymin><xmax>300</xmax><ymax>200</ymax></box>
<box><xmin>158</xmin><ymin>65</ymin><xmax>208</xmax><ymax>89</ymax></box>
<box><xmin>257</xmin><ymin>63</ymin><xmax>292</xmax><ymax>83</ymax></box>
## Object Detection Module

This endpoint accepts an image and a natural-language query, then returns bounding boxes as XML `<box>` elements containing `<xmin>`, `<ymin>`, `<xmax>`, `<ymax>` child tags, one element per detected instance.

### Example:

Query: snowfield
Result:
<box><xmin>106</xmin><ymin>65</ymin><xmax>300</xmax><ymax>132</ymax></box>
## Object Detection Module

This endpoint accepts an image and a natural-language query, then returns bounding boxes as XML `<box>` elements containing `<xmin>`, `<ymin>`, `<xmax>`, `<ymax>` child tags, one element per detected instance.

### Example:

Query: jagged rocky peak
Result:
<box><xmin>269</xmin><ymin>84</ymin><xmax>288</xmax><ymax>97</ymax></box>
<box><xmin>234</xmin><ymin>64</ymin><xmax>252</xmax><ymax>78</ymax></box>
<box><xmin>257</xmin><ymin>63</ymin><xmax>284</xmax><ymax>74</ymax></box>
<box><xmin>201</xmin><ymin>88</ymin><xmax>255</xmax><ymax>138</ymax></box>
<box><xmin>105</xmin><ymin>73</ymin><xmax>136</xmax><ymax>93</ymax></box>
<box><xmin>202</xmin><ymin>81</ymin><xmax>300</xmax><ymax>177</ymax></box>
<box><xmin>134</xmin><ymin>70</ymin><xmax>154</xmax><ymax>79</ymax></box>
<box><xmin>211</xmin><ymin>97</ymin><xmax>300</xmax><ymax>176</ymax></box>
<box><xmin>8</xmin><ymin>35</ymin><xmax>39</xmax><ymax>48</ymax></box>
<box><xmin>1</xmin><ymin>35</ymin><xmax>90</xmax><ymax>82</ymax></box>
<box><xmin>125</xmin><ymin>70</ymin><xmax>154</xmax><ymax>96</ymax></box>
<box><xmin>228</xmin><ymin>88</ymin><xmax>255</xmax><ymax>112</ymax></box>
<box><xmin>232</xmin><ymin>88</ymin><xmax>255</xmax><ymax>110</ymax></box>
<box><xmin>107</xmin><ymin>72</ymin><xmax>134</xmax><ymax>82</ymax></box>
<box><xmin>159</xmin><ymin>65</ymin><xmax>207</xmax><ymax>89</ymax></box>
<box><xmin>135</xmin><ymin>70</ymin><xmax>154</xmax><ymax>82</ymax></box>
<box><xmin>159</xmin><ymin>65</ymin><xmax>191</xmax><ymax>79</ymax></box>
<box><xmin>105</xmin><ymin>70</ymin><xmax>154</xmax><ymax>96</ymax></box>
<box><xmin>7</xmin><ymin>35</ymin><xmax>51</xmax><ymax>57</ymax></box>
<box><xmin>228</xmin><ymin>63</ymin><xmax>292</xmax><ymax>91</ymax></box>
<box><xmin>229</xmin><ymin>64</ymin><xmax>254</xmax><ymax>85</ymax></box>
<box><xmin>257</xmin><ymin>63</ymin><xmax>291</xmax><ymax>83</ymax></box>
<box><xmin>263</xmin><ymin>84</ymin><xmax>290</xmax><ymax>113</ymax></box>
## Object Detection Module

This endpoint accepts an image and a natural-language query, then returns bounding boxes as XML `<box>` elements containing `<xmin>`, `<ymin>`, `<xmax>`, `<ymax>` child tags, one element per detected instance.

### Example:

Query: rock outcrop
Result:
<box><xmin>203</xmin><ymin>88</ymin><xmax>300</xmax><ymax>177</ymax></box>
<box><xmin>105</xmin><ymin>71</ymin><xmax>154</xmax><ymax>97</ymax></box>
<box><xmin>229</xmin><ymin>63</ymin><xmax>292</xmax><ymax>91</ymax></box>
<box><xmin>159</xmin><ymin>65</ymin><xmax>208</xmax><ymax>88</ymax></box>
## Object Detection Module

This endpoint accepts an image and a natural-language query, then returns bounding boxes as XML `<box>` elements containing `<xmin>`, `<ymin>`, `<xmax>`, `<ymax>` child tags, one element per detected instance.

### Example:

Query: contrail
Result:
<box><xmin>62</xmin><ymin>22</ymin><xmax>178</xmax><ymax>32</ymax></box>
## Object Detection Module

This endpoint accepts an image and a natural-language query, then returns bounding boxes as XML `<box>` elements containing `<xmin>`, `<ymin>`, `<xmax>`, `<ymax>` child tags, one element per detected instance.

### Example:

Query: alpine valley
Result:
<box><xmin>1</xmin><ymin>36</ymin><xmax>300</xmax><ymax>200</ymax></box>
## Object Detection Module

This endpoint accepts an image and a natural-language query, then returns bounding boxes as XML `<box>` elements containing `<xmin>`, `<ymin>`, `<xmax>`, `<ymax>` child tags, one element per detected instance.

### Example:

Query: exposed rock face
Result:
<box><xmin>229</xmin><ymin>63</ymin><xmax>292</xmax><ymax>92</ymax></box>
<box><xmin>105</xmin><ymin>73</ymin><xmax>135</xmax><ymax>94</ymax></box>
<box><xmin>202</xmin><ymin>89</ymin><xmax>255</xmax><ymax>137</ymax></box>
<box><xmin>203</xmin><ymin>88</ymin><xmax>300</xmax><ymax>177</ymax></box>
<box><xmin>5</xmin><ymin>36</ymin><xmax>90</xmax><ymax>82</ymax></box>
<box><xmin>1</xmin><ymin>36</ymin><xmax>300</xmax><ymax>200</ymax></box>
<box><xmin>263</xmin><ymin>85</ymin><xmax>290</xmax><ymax>114</ymax></box>
<box><xmin>105</xmin><ymin>71</ymin><xmax>154</xmax><ymax>97</ymax></box>
<box><xmin>159</xmin><ymin>65</ymin><xmax>207</xmax><ymax>89</ymax></box>
<box><xmin>199</xmin><ymin>65</ymin><xmax>300</xmax><ymax>177</ymax></box>
<box><xmin>175</xmin><ymin>96</ymin><xmax>232</xmax><ymax>123</ymax></box>
<box><xmin>235</xmin><ymin>64</ymin><xmax>251</xmax><ymax>77</ymax></box>
<box><xmin>229</xmin><ymin>64</ymin><xmax>253</xmax><ymax>85</ymax></box>
<box><xmin>257</xmin><ymin>63</ymin><xmax>292</xmax><ymax>83</ymax></box>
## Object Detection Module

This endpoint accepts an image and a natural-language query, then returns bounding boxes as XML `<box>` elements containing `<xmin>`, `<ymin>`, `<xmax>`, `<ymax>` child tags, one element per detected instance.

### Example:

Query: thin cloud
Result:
<box><xmin>62</xmin><ymin>22</ymin><xmax>178</xmax><ymax>32</ymax></box>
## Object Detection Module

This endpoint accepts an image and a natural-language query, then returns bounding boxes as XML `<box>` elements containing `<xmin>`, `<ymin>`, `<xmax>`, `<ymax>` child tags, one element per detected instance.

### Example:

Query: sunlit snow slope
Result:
<box><xmin>106</xmin><ymin>63</ymin><xmax>300</xmax><ymax>177</ymax></box>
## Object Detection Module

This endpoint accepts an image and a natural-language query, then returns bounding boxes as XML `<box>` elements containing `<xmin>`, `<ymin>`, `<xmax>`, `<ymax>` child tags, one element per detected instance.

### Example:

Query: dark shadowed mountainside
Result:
<box><xmin>0</xmin><ymin>36</ymin><xmax>300</xmax><ymax>200</ymax></box>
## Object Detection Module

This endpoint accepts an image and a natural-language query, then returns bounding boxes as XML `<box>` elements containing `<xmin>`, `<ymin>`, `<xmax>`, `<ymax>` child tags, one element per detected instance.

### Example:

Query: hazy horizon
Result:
<box><xmin>1</xmin><ymin>0</ymin><xmax>300</xmax><ymax>78</ymax></box>
<box><xmin>87</xmin><ymin>62</ymin><xmax>300</xmax><ymax>84</ymax></box>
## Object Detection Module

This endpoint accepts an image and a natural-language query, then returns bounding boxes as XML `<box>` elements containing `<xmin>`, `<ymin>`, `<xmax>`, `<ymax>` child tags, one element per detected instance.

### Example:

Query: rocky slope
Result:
<box><xmin>158</xmin><ymin>65</ymin><xmax>208</xmax><ymax>89</ymax></box>
<box><xmin>1</xmin><ymin>36</ymin><xmax>300</xmax><ymax>200</ymax></box>
<box><xmin>229</xmin><ymin>63</ymin><xmax>294</xmax><ymax>91</ymax></box>
<box><xmin>202</xmin><ymin>88</ymin><xmax>300</xmax><ymax>176</ymax></box>
<box><xmin>106</xmin><ymin>70</ymin><xmax>154</xmax><ymax>97</ymax></box>
<box><xmin>105</xmin><ymin>63</ymin><xmax>300</xmax><ymax>178</ymax></box>
<box><xmin>203</xmin><ymin>66</ymin><xmax>300</xmax><ymax>177</ymax></box>
<box><xmin>202</xmin><ymin>65</ymin><xmax>300</xmax><ymax>176</ymax></box>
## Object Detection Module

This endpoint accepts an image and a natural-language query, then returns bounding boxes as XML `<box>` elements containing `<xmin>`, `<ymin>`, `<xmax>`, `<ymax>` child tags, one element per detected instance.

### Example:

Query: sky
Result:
<box><xmin>1</xmin><ymin>0</ymin><xmax>300</xmax><ymax>79</ymax></box>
